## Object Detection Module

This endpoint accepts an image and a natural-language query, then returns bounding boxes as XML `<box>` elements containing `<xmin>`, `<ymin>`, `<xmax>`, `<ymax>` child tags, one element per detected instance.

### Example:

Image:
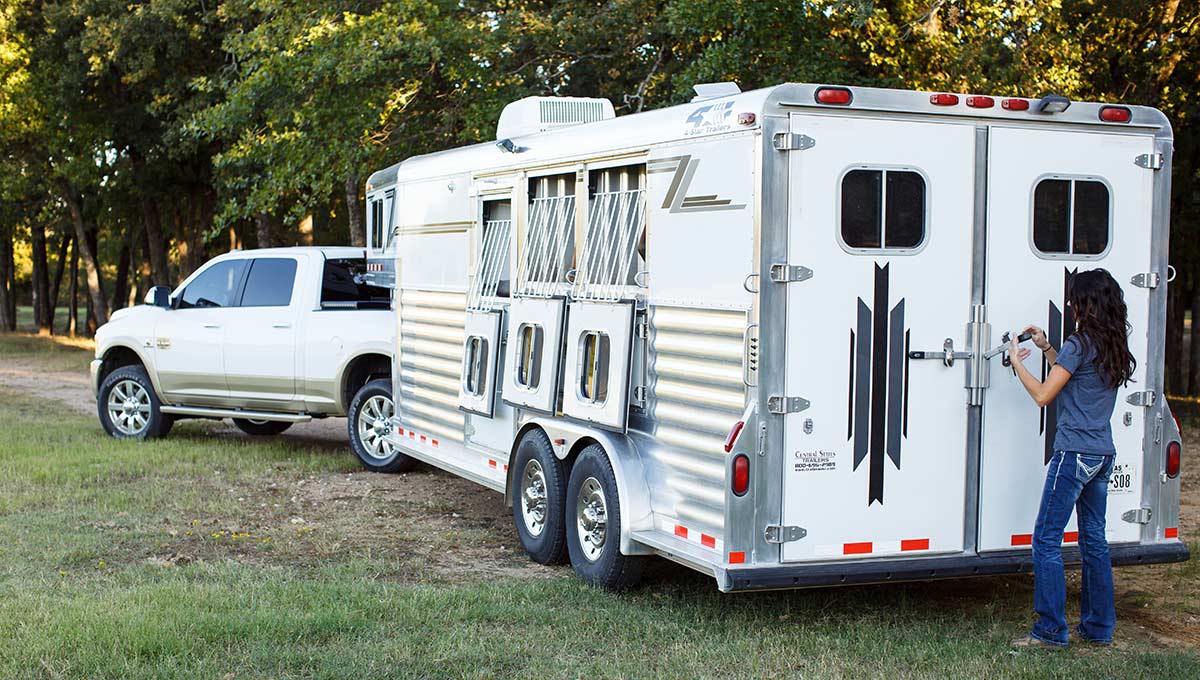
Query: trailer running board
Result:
<box><xmin>160</xmin><ymin>405</ymin><xmax>312</xmax><ymax>423</ymax></box>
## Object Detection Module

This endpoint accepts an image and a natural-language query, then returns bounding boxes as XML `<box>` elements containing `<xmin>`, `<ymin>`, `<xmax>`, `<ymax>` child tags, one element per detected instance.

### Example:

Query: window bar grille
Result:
<box><xmin>574</xmin><ymin>189</ymin><xmax>646</xmax><ymax>302</ymax></box>
<box><xmin>517</xmin><ymin>195</ymin><xmax>576</xmax><ymax>298</ymax></box>
<box><xmin>466</xmin><ymin>219</ymin><xmax>511</xmax><ymax>311</ymax></box>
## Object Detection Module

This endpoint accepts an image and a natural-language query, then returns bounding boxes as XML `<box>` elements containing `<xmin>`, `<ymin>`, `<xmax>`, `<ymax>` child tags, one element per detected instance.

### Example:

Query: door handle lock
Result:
<box><xmin>908</xmin><ymin>338</ymin><xmax>970</xmax><ymax>367</ymax></box>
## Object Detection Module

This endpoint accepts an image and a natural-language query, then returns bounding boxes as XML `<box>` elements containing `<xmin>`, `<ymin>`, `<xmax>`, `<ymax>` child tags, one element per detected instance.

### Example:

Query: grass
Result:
<box><xmin>0</xmin><ymin>334</ymin><xmax>1197</xmax><ymax>678</ymax></box>
<box><xmin>14</xmin><ymin>304</ymin><xmax>88</xmax><ymax>336</ymax></box>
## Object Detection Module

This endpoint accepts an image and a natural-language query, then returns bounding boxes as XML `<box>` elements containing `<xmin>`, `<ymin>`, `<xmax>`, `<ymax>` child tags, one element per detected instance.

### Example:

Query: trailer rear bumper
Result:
<box><xmin>720</xmin><ymin>541</ymin><xmax>1190</xmax><ymax>592</ymax></box>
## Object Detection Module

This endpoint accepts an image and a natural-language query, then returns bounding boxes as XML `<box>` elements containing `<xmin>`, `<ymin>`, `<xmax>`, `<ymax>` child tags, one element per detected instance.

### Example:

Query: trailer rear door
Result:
<box><xmin>780</xmin><ymin>114</ymin><xmax>977</xmax><ymax>562</ymax></box>
<box><xmin>978</xmin><ymin>127</ymin><xmax>1155</xmax><ymax>551</ymax></box>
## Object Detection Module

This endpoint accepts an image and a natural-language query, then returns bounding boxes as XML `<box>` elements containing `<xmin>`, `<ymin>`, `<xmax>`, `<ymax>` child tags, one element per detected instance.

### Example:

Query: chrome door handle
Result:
<box><xmin>272</xmin><ymin>323</ymin><xmax>292</xmax><ymax>329</ymax></box>
<box><xmin>203</xmin><ymin>324</ymin><xmax>221</xmax><ymax>329</ymax></box>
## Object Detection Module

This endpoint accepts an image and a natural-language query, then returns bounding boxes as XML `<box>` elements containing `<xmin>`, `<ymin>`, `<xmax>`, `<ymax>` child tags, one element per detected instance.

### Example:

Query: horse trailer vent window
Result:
<box><xmin>575</xmin><ymin>165</ymin><xmax>647</xmax><ymax>301</ymax></box>
<box><xmin>1032</xmin><ymin>178</ymin><xmax>1110</xmax><ymax>257</ymax></box>
<box><xmin>463</xmin><ymin>336</ymin><xmax>489</xmax><ymax>397</ymax></box>
<box><xmin>369</xmin><ymin>197</ymin><xmax>384</xmax><ymax>252</ymax></box>
<box><xmin>517</xmin><ymin>174</ymin><xmax>577</xmax><ymax>297</ymax></box>
<box><xmin>840</xmin><ymin>169</ymin><xmax>926</xmax><ymax>251</ymax></box>
<box><xmin>515</xmin><ymin>324</ymin><xmax>544</xmax><ymax>389</ymax></box>
<box><xmin>579</xmin><ymin>331</ymin><xmax>610</xmax><ymax>404</ymax></box>
<box><xmin>466</xmin><ymin>201</ymin><xmax>512</xmax><ymax>311</ymax></box>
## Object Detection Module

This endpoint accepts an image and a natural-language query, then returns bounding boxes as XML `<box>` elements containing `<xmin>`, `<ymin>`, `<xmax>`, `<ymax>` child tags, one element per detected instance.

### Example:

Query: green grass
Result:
<box><xmin>15</xmin><ymin>304</ymin><xmax>88</xmax><ymax>335</ymax></box>
<box><xmin>0</xmin><ymin>342</ymin><xmax>1197</xmax><ymax>678</ymax></box>
<box><xmin>0</xmin><ymin>330</ymin><xmax>94</xmax><ymax>373</ymax></box>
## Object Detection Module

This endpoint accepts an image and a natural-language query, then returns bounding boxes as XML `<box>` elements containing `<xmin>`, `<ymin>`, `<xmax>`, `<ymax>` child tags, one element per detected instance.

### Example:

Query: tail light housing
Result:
<box><xmin>1166</xmin><ymin>441</ymin><xmax>1181</xmax><ymax>479</ymax></box>
<box><xmin>1099</xmin><ymin>106</ymin><xmax>1132</xmax><ymax>123</ymax></box>
<box><xmin>732</xmin><ymin>454</ymin><xmax>750</xmax><ymax>496</ymax></box>
<box><xmin>1001</xmin><ymin>98</ymin><xmax>1030</xmax><ymax>111</ymax></box>
<box><xmin>966</xmin><ymin>95</ymin><xmax>994</xmax><ymax>108</ymax></box>
<box><xmin>815</xmin><ymin>86</ymin><xmax>853</xmax><ymax>105</ymax></box>
<box><xmin>929</xmin><ymin>93</ymin><xmax>959</xmax><ymax>106</ymax></box>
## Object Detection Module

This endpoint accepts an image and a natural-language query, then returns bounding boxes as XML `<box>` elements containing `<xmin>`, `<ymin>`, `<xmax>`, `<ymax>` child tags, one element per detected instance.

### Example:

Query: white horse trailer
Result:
<box><xmin>371</xmin><ymin>83</ymin><xmax>1188</xmax><ymax>591</ymax></box>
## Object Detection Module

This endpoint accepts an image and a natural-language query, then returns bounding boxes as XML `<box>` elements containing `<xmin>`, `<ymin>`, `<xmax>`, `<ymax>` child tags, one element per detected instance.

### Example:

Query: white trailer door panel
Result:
<box><xmin>979</xmin><ymin>127</ymin><xmax>1154</xmax><ymax>551</ymax></box>
<box><xmin>781</xmin><ymin>115</ymin><xmax>976</xmax><ymax>562</ymax></box>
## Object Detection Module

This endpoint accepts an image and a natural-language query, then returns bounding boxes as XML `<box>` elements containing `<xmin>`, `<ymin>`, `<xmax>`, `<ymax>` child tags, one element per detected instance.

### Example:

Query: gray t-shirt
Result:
<box><xmin>1052</xmin><ymin>334</ymin><xmax>1117</xmax><ymax>455</ymax></box>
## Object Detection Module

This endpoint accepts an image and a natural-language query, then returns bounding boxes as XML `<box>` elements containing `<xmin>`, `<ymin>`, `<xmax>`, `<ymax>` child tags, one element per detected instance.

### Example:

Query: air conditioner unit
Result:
<box><xmin>496</xmin><ymin>96</ymin><xmax>615</xmax><ymax>139</ymax></box>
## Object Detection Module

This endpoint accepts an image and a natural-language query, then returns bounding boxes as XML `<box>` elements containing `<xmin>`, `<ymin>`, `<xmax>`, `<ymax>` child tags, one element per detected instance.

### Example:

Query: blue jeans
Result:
<box><xmin>1030</xmin><ymin>451</ymin><xmax>1116</xmax><ymax>646</ymax></box>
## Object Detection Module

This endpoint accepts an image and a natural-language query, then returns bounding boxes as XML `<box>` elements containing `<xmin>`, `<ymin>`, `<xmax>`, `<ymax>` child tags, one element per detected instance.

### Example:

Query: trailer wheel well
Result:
<box><xmin>99</xmin><ymin>346</ymin><xmax>145</xmax><ymax>385</ymax></box>
<box><xmin>341</xmin><ymin>353</ymin><xmax>391</xmax><ymax>411</ymax></box>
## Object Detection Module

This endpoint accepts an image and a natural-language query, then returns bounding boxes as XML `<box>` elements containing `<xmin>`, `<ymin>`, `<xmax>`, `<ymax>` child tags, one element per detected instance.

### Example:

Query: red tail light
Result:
<box><xmin>732</xmin><ymin>454</ymin><xmax>750</xmax><ymax>496</ymax></box>
<box><xmin>930</xmin><ymin>93</ymin><xmax>959</xmax><ymax>106</ymax></box>
<box><xmin>815</xmin><ymin>87</ymin><xmax>853</xmax><ymax>105</ymax></box>
<box><xmin>1099</xmin><ymin>106</ymin><xmax>1132</xmax><ymax>123</ymax></box>
<box><xmin>1001</xmin><ymin>98</ymin><xmax>1030</xmax><ymax>111</ymax></box>
<box><xmin>966</xmin><ymin>96</ymin><xmax>994</xmax><ymax>109</ymax></box>
<box><xmin>1166</xmin><ymin>441</ymin><xmax>1181</xmax><ymax>479</ymax></box>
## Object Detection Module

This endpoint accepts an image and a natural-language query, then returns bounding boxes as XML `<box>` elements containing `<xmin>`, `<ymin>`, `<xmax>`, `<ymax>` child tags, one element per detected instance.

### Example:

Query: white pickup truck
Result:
<box><xmin>91</xmin><ymin>247</ymin><xmax>411</xmax><ymax>472</ymax></box>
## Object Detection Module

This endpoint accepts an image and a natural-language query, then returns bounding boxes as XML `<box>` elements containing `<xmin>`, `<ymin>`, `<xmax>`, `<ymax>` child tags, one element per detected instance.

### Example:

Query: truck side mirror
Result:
<box><xmin>145</xmin><ymin>285</ymin><xmax>172</xmax><ymax>309</ymax></box>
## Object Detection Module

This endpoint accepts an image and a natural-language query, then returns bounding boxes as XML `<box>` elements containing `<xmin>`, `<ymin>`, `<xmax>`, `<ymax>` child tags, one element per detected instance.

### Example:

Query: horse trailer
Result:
<box><xmin>366</xmin><ymin>82</ymin><xmax>1188</xmax><ymax>591</ymax></box>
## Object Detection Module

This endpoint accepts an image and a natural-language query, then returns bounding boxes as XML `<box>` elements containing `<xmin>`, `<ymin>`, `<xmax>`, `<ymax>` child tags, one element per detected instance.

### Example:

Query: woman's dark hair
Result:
<box><xmin>1067</xmin><ymin>269</ymin><xmax>1136</xmax><ymax>388</ymax></box>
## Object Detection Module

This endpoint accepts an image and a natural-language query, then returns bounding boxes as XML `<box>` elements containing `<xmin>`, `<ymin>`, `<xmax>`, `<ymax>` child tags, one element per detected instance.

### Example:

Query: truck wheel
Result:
<box><xmin>566</xmin><ymin>444</ymin><xmax>645</xmax><ymax>590</ymax></box>
<box><xmin>97</xmin><ymin>365</ymin><xmax>171</xmax><ymax>440</ymax></box>
<box><xmin>510</xmin><ymin>429</ymin><xmax>569</xmax><ymax>565</ymax></box>
<box><xmin>232</xmin><ymin>418</ymin><xmax>293</xmax><ymax>436</ymax></box>
<box><xmin>347</xmin><ymin>378</ymin><xmax>415</xmax><ymax>473</ymax></box>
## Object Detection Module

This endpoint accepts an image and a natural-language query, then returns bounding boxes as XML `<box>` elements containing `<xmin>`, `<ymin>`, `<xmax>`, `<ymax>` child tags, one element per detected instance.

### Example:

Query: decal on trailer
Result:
<box><xmin>846</xmin><ymin>263</ymin><xmax>911</xmax><ymax>505</ymax></box>
<box><xmin>682</xmin><ymin>100</ymin><xmax>735</xmax><ymax>136</ymax></box>
<box><xmin>647</xmin><ymin>155</ymin><xmax>747</xmax><ymax>213</ymax></box>
<box><xmin>1040</xmin><ymin>267</ymin><xmax>1078</xmax><ymax>463</ymax></box>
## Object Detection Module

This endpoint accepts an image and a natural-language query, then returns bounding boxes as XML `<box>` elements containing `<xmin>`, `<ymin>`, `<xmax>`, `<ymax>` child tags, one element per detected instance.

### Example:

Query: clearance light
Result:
<box><xmin>724</xmin><ymin>420</ymin><xmax>745</xmax><ymax>453</ymax></box>
<box><xmin>1166</xmin><ymin>441</ymin><xmax>1181</xmax><ymax>479</ymax></box>
<box><xmin>1036</xmin><ymin>94</ymin><xmax>1071</xmax><ymax>114</ymax></box>
<box><xmin>1099</xmin><ymin>106</ymin><xmax>1132</xmax><ymax>123</ymax></box>
<box><xmin>966</xmin><ymin>96</ymin><xmax>995</xmax><ymax>109</ymax></box>
<box><xmin>732</xmin><ymin>455</ymin><xmax>750</xmax><ymax>496</ymax></box>
<box><xmin>737</xmin><ymin>112</ymin><xmax>757</xmax><ymax>125</ymax></box>
<box><xmin>1001</xmin><ymin>98</ymin><xmax>1030</xmax><ymax>111</ymax></box>
<box><xmin>815</xmin><ymin>87</ymin><xmax>853</xmax><ymax>105</ymax></box>
<box><xmin>930</xmin><ymin>93</ymin><xmax>959</xmax><ymax>106</ymax></box>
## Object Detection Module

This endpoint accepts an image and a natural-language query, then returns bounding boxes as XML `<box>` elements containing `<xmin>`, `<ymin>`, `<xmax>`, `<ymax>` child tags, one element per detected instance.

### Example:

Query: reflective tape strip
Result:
<box><xmin>1012</xmin><ymin>532</ymin><xmax>1079</xmax><ymax>546</ymax></box>
<box><xmin>659</xmin><ymin>518</ymin><xmax>723</xmax><ymax>554</ymax></box>
<box><xmin>486</xmin><ymin>459</ymin><xmax>507</xmax><ymax>471</ymax></box>
<box><xmin>844</xmin><ymin>541</ymin><xmax>872</xmax><ymax>555</ymax></box>
<box><xmin>1166</xmin><ymin>527</ymin><xmax>1179</xmax><ymax>539</ymax></box>
<box><xmin>398</xmin><ymin>428</ymin><xmax>438</xmax><ymax>448</ymax></box>
<box><xmin>814</xmin><ymin>538</ymin><xmax>931</xmax><ymax>556</ymax></box>
<box><xmin>728</xmin><ymin>551</ymin><xmax>746</xmax><ymax>564</ymax></box>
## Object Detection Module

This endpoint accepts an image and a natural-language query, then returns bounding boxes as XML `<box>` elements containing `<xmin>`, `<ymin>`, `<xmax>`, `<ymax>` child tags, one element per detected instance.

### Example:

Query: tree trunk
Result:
<box><xmin>111</xmin><ymin>228</ymin><xmax>133</xmax><ymax>312</ymax></box>
<box><xmin>68</xmin><ymin>240</ymin><xmax>79</xmax><ymax>337</ymax></box>
<box><xmin>0</xmin><ymin>229</ymin><xmax>14</xmax><ymax>332</ymax></box>
<box><xmin>58</xmin><ymin>181</ymin><xmax>109</xmax><ymax>325</ymax></box>
<box><xmin>140</xmin><ymin>198</ymin><xmax>171</xmax><ymax>286</ymax></box>
<box><xmin>255</xmin><ymin>212</ymin><xmax>273</xmax><ymax>248</ymax></box>
<box><xmin>30</xmin><ymin>221</ymin><xmax>52</xmax><ymax>335</ymax></box>
<box><xmin>345</xmin><ymin>174</ymin><xmax>365</xmax><ymax>247</ymax></box>
<box><xmin>49</xmin><ymin>232</ymin><xmax>71</xmax><ymax>332</ymax></box>
<box><xmin>1166</xmin><ymin>283</ymin><xmax>1185</xmax><ymax>394</ymax></box>
<box><xmin>1190</xmin><ymin>271</ymin><xmax>1200</xmax><ymax>396</ymax></box>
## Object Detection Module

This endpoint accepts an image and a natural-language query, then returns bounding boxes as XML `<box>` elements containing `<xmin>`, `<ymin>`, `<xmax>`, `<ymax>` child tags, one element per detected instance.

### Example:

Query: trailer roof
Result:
<box><xmin>383</xmin><ymin>83</ymin><xmax>1171</xmax><ymax>184</ymax></box>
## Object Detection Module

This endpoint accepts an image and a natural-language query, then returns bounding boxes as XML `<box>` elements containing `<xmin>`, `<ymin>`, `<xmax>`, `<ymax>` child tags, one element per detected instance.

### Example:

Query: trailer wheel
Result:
<box><xmin>510</xmin><ymin>429</ymin><xmax>569</xmax><ymax>565</ymax></box>
<box><xmin>566</xmin><ymin>444</ymin><xmax>645</xmax><ymax>590</ymax></box>
<box><xmin>232</xmin><ymin>418</ymin><xmax>293</xmax><ymax>436</ymax></box>
<box><xmin>347</xmin><ymin>378</ymin><xmax>415</xmax><ymax>473</ymax></box>
<box><xmin>97</xmin><ymin>365</ymin><xmax>171</xmax><ymax>440</ymax></box>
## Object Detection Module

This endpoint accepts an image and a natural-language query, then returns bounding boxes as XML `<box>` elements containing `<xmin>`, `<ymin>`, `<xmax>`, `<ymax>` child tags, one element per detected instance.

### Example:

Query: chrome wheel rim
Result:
<box><xmin>520</xmin><ymin>459</ymin><xmax>548</xmax><ymax>538</ymax></box>
<box><xmin>575</xmin><ymin>476</ymin><xmax>607</xmax><ymax>562</ymax></box>
<box><xmin>246</xmin><ymin>418</ymin><xmax>270</xmax><ymax>425</ymax></box>
<box><xmin>357</xmin><ymin>395</ymin><xmax>396</xmax><ymax>461</ymax></box>
<box><xmin>106</xmin><ymin>379</ymin><xmax>152</xmax><ymax>436</ymax></box>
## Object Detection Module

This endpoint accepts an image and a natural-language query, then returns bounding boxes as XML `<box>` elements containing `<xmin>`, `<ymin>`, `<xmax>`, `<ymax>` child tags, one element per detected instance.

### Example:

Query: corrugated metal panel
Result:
<box><xmin>398</xmin><ymin>289</ymin><xmax>466</xmax><ymax>443</ymax></box>
<box><xmin>645</xmin><ymin>305</ymin><xmax>747</xmax><ymax>548</ymax></box>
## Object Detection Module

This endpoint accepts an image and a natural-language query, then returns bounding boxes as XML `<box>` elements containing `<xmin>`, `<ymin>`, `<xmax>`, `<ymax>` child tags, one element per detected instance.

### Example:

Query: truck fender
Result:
<box><xmin>96</xmin><ymin>342</ymin><xmax>167</xmax><ymax>401</ymax></box>
<box><xmin>506</xmin><ymin>418</ymin><xmax>655</xmax><ymax>556</ymax></box>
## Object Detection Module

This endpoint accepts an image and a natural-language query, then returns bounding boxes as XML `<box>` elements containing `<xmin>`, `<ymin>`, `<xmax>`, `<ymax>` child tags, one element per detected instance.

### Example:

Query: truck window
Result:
<box><xmin>1033</xmin><ymin>178</ymin><xmax>1110</xmax><ymax>257</ymax></box>
<box><xmin>840</xmin><ymin>168</ymin><xmax>926</xmax><ymax>251</ymax></box>
<box><xmin>239</xmin><ymin>258</ymin><xmax>298</xmax><ymax>307</ymax></box>
<box><xmin>321</xmin><ymin>258</ymin><xmax>390</xmax><ymax>308</ymax></box>
<box><xmin>177</xmin><ymin>260</ymin><xmax>246</xmax><ymax>309</ymax></box>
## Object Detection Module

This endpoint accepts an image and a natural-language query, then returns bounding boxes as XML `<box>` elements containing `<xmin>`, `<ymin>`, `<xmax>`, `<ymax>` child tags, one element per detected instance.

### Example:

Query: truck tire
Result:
<box><xmin>566</xmin><ymin>444</ymin><xmax>645</xmax><ymax>590</ymax></box>
<box><xmin>97</xmin><ymin>365</ymin><xmax>172</xmax><ymax>440</ymax></box>
<box><xmin>347</xmin><ymin>378</ymin><xmax>415</xmax><ymax>473</ymax></box>
<box><xmin>510</xmin><ymin>429</ymin><xmax>569</xmax><ymax>565</ymax></box>
<box><xmin>232</xmin><ymin>418</ymin><xmax>293</xmax><ymax>436</ymax></box>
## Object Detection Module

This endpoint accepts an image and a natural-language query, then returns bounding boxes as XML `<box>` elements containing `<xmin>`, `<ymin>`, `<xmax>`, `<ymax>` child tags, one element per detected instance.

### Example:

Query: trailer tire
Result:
<box><xmin>511</xmin><ymin>429</ymin><xmax>569</xmax><ymax>565</ymax></box>
<box><xmin>232</xmin><ymin>418</ymin><xmax>293</xmax><ymax>436</ymax></box>
<box><xmin>566</xmin><ymin>444</ymin><xmax>645</xmax><ymax>590</ymax></box>
<box><xmin>347</xmin><ymin>378</ymin><xmax>415</xmax><ymax>473</ymax></box>
<box><xmin>97</xmin><ymin>365</ymin><xmax>171</xmax><ymax>440</ymax></box>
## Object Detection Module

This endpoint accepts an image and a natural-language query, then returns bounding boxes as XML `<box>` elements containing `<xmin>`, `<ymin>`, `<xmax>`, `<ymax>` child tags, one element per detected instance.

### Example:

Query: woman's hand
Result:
<box><xmin>1024</xmin><ymin>325</ymin><xmax>1050</xmax><ymax>351</ymax></box>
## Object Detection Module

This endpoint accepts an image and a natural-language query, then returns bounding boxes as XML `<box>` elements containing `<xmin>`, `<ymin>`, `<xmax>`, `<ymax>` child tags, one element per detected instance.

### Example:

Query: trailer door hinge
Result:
<box><xmin>1134</xmin><ymin>153</ymin><xmax>1164</xmax><ymax>170</ymax></box>
<box><xmin>1121</xmin><ymin>507</ymin><xmax>1153</xmax><ymax>525</ymax></box>
<box><xmin>765</xmin><ymin>524</ymin><xmax>807</xmax><ymax>544</ymax></box>
<box><xmin>773</xmin><ymin>132</ymin><xmax>816</xmax><ymax>151</ymax></box>
<box><xmin>768</xmin><ymin>395</ymin><xmax>810</xmax><ymax>414</ymax></box>
<box><xmin>769</xmin><ymin>264</ymin><xmax>813</xmax><ymax>283</ymax></box>
<box><xmin>1126</xmin><ymin>391</ymin><xmax>1156</xmax><ymax>407</ymax></box>
<box><xmin>1130</xmin><ymin>272</ymin><xmax>1160</xmax><ymax>289</ymax></box>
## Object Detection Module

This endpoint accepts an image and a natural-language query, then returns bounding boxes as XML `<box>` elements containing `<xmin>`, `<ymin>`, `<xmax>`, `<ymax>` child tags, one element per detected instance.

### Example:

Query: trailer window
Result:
<box><xmin>840</xmin><ymin>169</ymin><xmax>926</xmax><ymax>251</ymax></box>
<box><xmin>576</xmin><ymin>165</ymin><xmax>647</xmax><ymax>300</ymax></box>
<box><xmin>1033</xmin><ymin>178</ymin><xmax>1110</xmax><ymax>257</ymax></box>
<box><xmin>578</xmin><ymin>331</ymin><xmax>610</xmax><ymax>404</ymax></box>
<box><xmin>467</xmin><ymin>200</ymin><xmax>512</xmax><ymax>311</ymax></box>
<box><xmin>368</xmin><ymin>196</ymin><xmax>384</xmax><ymax>252</ymax></box>
<box><xmin>463</xmin><ymin>336</ymin><xmax>489</xmax><ymax>397</ymax></box>
<box><xmin>515</xmin><ymin>323</ymin><xmax>544</xmax><ymax>389</ymax></box>
<box><xmin>518</xmin><ymin>174</ymin><xmax>577</xmax><ymax>297</ymax></box>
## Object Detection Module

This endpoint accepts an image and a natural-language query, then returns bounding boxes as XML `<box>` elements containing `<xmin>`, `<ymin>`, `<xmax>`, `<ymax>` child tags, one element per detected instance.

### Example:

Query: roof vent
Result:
<box><xmin>496</xmin><ymin>96</ymin><xmax>615</xmax><ymax>139</ymax></box>
<box><xmin>692</xmin><ymin>82</ymin><xmax>742</xmax><ymax>102</ymax></box>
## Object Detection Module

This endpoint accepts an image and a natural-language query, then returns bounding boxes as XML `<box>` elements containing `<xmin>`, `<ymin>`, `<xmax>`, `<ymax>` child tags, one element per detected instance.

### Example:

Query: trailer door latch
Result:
<box><xmin>768</xmin><ymin>395</ymin><xmax>810</xmax><ymax>414</ymax></box>
<box><xmin>769</xmin><ymin>264</ymin><xmax>813</xmax><ymax>283</ymax></box>
<box><xmin>1130</xmin><ymin>272</ymin><xmax>1160</xmax><ymax>289</ymax></box>
<box><xmin>765</xmin><ymin>525</ymin><xmax>807</xmax><ymax>544</ymax></box>
<box><xmin>1121</xmin><ymin>507</ymin><xmax>1152</xmax><ymax>524</ymax></box>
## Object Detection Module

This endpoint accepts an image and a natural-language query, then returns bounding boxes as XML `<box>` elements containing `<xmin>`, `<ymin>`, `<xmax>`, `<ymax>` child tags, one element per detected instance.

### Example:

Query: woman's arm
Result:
<box><xmin>1010</xmin><ymin>327</ymin><xmax>1071</xmax><ymax>407</ymax></box>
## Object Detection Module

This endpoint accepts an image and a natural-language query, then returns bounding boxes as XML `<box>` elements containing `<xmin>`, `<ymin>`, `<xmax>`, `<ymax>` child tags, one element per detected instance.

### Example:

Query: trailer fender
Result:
<box><xmin>507</xmin><ymin>418</ymin><xmax>655</xmax><ymax>556</ymax></box>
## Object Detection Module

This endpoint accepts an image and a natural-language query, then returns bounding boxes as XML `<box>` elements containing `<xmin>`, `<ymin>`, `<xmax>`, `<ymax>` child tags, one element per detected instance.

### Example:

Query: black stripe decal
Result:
<box><xmin>886</xmin><ymin>299</ymin><xmax>905</xmax><ymax>468</ymax></box>
<box><xmin>903</xmin><ymin>329</ymin><xmax>910</xmax><ymax>438</ymax></box>
<box><xmin>1044</xmin><ymin>300</ymin><xmax>1062</xmax><ymax>464</ymax></box>
<box><xmin>847</xmin><ymin>329</ymin><xmax>856</xmax><ymax>441</ymax></box>
<box><xmin>868</xmin><ymin>263</ymin><xmax>889</xmax><ymax>505</ymax></box>
<box><xmin>853</xmin><ymin>300</ymin><xmax>872</xmax><ymax>469</ymax></box>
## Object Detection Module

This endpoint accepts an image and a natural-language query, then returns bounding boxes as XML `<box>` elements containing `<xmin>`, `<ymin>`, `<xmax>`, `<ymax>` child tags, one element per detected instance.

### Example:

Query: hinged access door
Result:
<box><xmin>458</xmin><ymin>200</ymin><xmax>511</xmax><ymax>417</ymax></box>
<box><xmin>780</xmin><ymin>114</ymin><xmax>977</xmax><ymax>562</ymax></box>
<box><xmin>978</xmin><ymin>127</ymin><xmax>1155</xmax><ymax>551</ymax></box>
<box><xmin>459</xmin><ymin>310</ymin><xmax>503</xmax><ymax>416</ymax></box>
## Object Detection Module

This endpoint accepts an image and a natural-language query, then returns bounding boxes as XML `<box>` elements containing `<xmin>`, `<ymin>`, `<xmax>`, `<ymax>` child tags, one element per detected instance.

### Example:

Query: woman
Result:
<box><xmin>1008</xmin><ymin>269</ymin><xmax>1136</xmax><ymax>649</ymax></box>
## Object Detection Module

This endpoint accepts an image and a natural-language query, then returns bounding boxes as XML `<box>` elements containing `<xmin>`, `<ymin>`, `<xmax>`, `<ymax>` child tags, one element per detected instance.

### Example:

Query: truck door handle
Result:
<box><xmin>272</xmin><ymin>323</ymin><xmax>292</xmax><ymax>329</ymax></box>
